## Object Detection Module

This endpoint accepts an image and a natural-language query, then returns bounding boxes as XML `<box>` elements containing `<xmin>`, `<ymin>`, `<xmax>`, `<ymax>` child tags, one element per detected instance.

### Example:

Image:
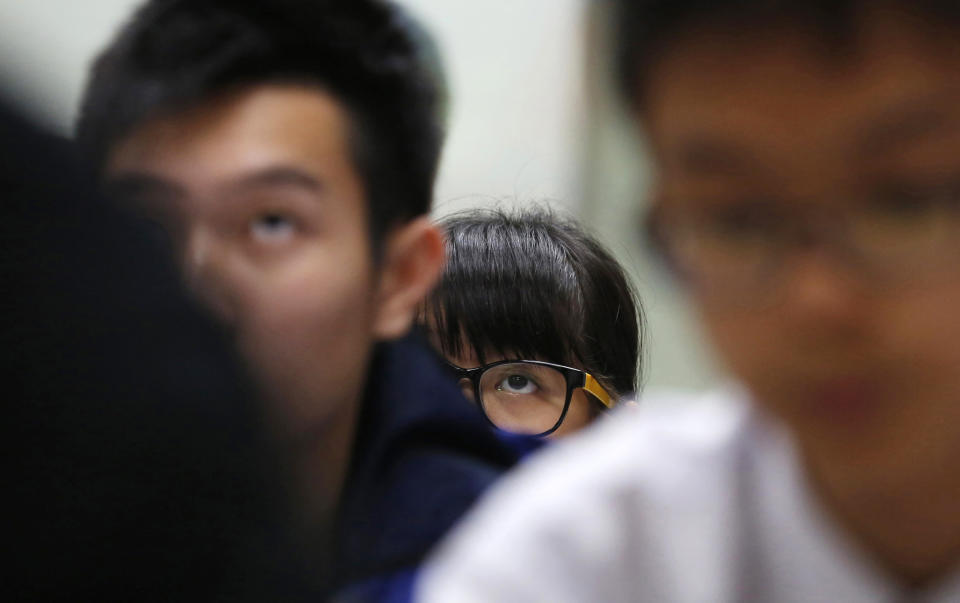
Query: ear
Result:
<box><xmin>371</xmin><ymin>216</ymin><xmax>446</xmax><ymax>340</ymax></box>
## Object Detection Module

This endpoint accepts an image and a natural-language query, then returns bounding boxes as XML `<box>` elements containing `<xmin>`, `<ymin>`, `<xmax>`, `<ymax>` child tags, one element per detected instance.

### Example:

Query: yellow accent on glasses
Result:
<box><xmin>583</xmin><ymin>373</ymin><xmax>614</xmax><ymax>409</ymax></box>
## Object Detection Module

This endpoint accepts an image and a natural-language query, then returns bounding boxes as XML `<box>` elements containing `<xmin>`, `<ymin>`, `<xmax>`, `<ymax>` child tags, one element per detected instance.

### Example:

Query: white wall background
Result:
<box><xmin>0</xmin><ymin>0</ymin><xmax>719</xmax><ymax>392</ymax></box>
<box><xmin>402</xmin><ymin>0</ymin><xmax>587</xmax><ymax>216</ymax></box>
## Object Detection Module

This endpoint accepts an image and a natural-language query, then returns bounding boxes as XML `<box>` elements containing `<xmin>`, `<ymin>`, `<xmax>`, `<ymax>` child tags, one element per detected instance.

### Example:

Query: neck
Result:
<box><xmin>284</xmin><ymin>396</ymin><xmax>361</xmax><ymax>556</ymax></box>
<box><xmin>804</xmin><ymin>444</ymin><xmax>960</xmax><ymax>587</ymax></box>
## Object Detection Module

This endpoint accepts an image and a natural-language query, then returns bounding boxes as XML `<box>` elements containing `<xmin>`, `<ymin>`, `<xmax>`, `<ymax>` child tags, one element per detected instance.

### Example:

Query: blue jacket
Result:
<box><xmin>331</xmin><ymin>335</ymin><xmax>539</xmax><ymax>601</ymax></box>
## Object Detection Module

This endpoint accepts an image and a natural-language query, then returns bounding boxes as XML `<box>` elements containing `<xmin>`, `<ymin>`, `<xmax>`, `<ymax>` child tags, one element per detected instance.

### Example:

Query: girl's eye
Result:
<box><xmin>496</xmin><ymin>374</ymin><xmax>538</xmax><ymax>395</ymax></box>
<box><xmin>250</xmin><ymin>213</ymin><xmax>296</xmax><ymax>244</ymax></box>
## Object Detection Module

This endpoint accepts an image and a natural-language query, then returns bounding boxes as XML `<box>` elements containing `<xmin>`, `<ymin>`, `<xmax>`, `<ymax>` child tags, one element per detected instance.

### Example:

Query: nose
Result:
<box><xmin>182</xmin><ymin>226</ymin><xmax>237</xmax><ymax>323</ymax></box>
<box><xmin>779</xmin><ymin>247</ymin><xmax>866</xmax><ymax>327</ymax></box>
<box><xmin>457</xmin><ymin>378</ymin><xmax>476</xmax><ymax>402</ymax></box>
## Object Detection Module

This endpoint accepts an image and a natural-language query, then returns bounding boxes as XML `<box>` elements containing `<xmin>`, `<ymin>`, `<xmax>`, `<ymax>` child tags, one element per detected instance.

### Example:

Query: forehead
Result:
<box><xmin>106</xmin><ymin>84</ymin><xmax>355</xmax><ymax>190</ymax></box>
<box><xmin>642</xmin><ymin>9</ymin><xmax>960</xmax><ymax>183</ymax></box>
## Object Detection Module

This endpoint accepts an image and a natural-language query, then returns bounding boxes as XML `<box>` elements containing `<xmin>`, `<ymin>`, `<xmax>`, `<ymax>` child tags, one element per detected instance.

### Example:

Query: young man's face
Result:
<box><xmin>105</xmin><ymin>85</ymin><xmax>417</xmax><ymax>442</ymax></box>
<box><xmin>643</xmin><ymin>9</ymin><xmax>960</xmax><ymax>484</ymax></box>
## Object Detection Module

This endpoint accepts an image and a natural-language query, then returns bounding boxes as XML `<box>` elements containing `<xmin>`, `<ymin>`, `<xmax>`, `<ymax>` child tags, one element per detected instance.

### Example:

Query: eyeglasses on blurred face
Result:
<box><xmin>445</xmin><ymin>359</ymin><xmax>614</xmax><ymax>437</ymax></box>
<box><xmin>645</xmin><ymin>186</ymin><xmax>960</xmax><ymax>306</ymax></box>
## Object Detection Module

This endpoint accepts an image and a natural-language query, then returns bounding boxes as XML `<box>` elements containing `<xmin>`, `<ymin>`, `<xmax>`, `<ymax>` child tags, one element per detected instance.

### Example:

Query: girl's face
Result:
<box><xmin>442</xmin><ymin>346</ymin><xmax>600</xmax><ymax>439</ymax></box>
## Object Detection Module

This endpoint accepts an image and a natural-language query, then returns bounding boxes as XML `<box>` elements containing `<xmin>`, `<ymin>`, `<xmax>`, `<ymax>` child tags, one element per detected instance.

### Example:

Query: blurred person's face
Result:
<box><xmin>643</xmin><ymin>10</ymin><xmax>960</xmax><ymax>485</ymax></box>
<box><xmin>105</xmin><ymin>84</ymin><xmax>442</xmax><ymax>444</ymax></box>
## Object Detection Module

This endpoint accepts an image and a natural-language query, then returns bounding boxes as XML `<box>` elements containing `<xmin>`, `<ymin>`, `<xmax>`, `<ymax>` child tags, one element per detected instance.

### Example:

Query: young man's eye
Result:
<box><xmin>250</xmin><ymin>213</ymin><xmax>296</xmax><ymax>244</ymax></box>
<box><xmin>866</xmin><ymin>182</ymin><xmax>958</xmax><ymax>217</ymax></box>
<box><xmin>703</xmin><ymin>202</ymin><xmax>782</xmax><ymax>239</ymax></box>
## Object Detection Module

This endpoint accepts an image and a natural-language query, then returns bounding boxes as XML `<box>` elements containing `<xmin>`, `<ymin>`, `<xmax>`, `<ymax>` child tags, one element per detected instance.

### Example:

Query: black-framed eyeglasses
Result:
<box><xmin>446</xmin><ymin>359</ymin><xmax>615</xmax><ymax>437</ymax></box>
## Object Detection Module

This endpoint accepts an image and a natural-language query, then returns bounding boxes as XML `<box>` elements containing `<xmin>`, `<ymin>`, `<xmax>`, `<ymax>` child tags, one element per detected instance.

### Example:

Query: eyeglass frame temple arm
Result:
<box><xmin>582</xmin><ymin>373</ymin><xmax>615</xmax><ymax>409</ymax></box>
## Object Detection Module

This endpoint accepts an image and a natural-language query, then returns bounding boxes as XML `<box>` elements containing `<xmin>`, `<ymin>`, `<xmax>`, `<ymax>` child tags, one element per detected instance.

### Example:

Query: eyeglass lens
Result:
<box><xmin>477</xmin><ymin>362</ymin><xmax>569</xmax><ymax>435</ymax></box>
<box><xmin>658</xmin><ymin>191</ymin><xmax>960</xmax><ymax>301</ymax></box>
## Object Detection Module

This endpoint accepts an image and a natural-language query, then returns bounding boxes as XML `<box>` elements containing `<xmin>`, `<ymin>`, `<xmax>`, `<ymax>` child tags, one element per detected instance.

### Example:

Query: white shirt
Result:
<box><xmin>417</xmin><ymin>388</ymin><xmax>960</xmax><ymax>603</ymax></box>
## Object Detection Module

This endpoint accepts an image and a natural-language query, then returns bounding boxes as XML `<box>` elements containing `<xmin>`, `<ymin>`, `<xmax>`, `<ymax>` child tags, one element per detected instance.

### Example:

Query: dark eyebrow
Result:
<box><xmin>857</xmin><ymin>96</ymin><xmax>958</xmax><ymax>155</ymax></box>
<box><xmin>102</xmin><ymin>173</ymin><xmax>184</xmax><ymax>202</ymax></box>
<box><xmin>224</xmin><ymin>166</ymin><xmax>325</xmax><ymax>196</ymax></box>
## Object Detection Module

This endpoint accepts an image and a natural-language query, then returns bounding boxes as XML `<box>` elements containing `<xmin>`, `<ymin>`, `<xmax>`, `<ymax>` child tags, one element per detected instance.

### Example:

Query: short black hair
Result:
<box><xmin>613</xmin><ymin>0</ymin><xmax>960</xmax><ymax>108</ymax></box>
<box><xmin>422</xmin><ymin>207</ymin><xmax>644</xmax><ymax>399</ymax></box>
<box><xmin>76</xmin><ymin>0</ymin><xmax>446</xmax><ymax>243</ymax></box>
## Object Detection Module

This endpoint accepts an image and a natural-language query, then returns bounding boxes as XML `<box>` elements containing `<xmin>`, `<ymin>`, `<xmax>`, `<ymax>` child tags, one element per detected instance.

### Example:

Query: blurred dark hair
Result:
<box><xmin>76</xmin><ymin>0</ymin><xmax>447</xmax><ymax>244</ymax></box>
<box><xmin>613</xmin><ymin>0</ymin><xmax>960</xmax><ymax>108</ymax></box>
<box><xmin>423</xmin><ymin>207</ymin><xmax>644</xmax><ymax>399</ymax></box>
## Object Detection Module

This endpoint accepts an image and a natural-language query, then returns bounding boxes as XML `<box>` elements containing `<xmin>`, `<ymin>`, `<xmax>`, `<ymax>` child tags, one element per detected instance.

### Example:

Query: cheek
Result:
<box><xmin>884</xmin><ymin>279</ymin><xmax>960</xmax><ymax>391</ymax></box>
<box><xmin>549</xmin><ymin>390</ymin><xmax>597</xmax><ymax>438</ymax></box>
<box><xmin>697</xmin><ymin>302</ymin><xmax>779</xmax><ymax>385</ymax></box>
<box><xmin>232</xmin><ymin>244</ymin><xmax>380</xmax><ymax>434</ymax></box>
<box><xmin>878</xmin><ymin>280</ymin><xmax>960</xmax><ymax>471</ymax></box>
